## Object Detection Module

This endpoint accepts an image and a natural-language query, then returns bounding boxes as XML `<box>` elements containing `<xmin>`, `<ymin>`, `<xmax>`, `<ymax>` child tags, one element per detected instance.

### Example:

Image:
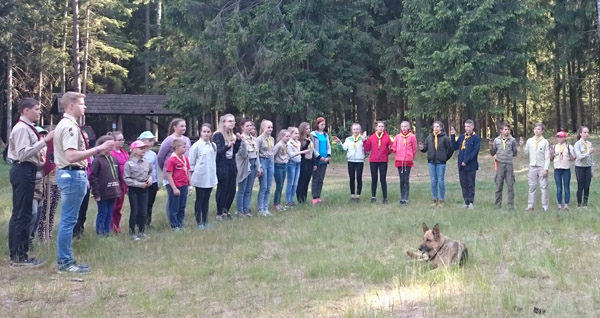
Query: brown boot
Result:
<box><xmin>430</xmin><ymin>199</ymin><xmax>438</xmax><ymax>207</ymax></box>
<box><xmin>437</xmin><ymin>200</ymin><xmax>445</xmax><ymax>207</ymax></box>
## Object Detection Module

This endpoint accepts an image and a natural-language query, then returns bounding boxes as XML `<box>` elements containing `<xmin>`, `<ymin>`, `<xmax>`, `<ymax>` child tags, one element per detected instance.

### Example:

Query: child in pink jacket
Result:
<box><xmin>392</xmin><ymin>121</ymin><xmax>417</xmax><ymax>204</ymax></box>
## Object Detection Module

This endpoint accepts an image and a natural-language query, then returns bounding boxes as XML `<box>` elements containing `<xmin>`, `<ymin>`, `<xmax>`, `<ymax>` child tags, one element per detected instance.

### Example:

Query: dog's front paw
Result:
<box><xmin>406</xmin><ymin>249</ymin><xmax>429</xmax><ymax>261</ymax></box>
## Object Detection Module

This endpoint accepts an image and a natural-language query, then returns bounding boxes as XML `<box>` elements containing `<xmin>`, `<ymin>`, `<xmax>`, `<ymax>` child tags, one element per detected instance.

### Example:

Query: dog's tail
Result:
<box><xmin>459</xmin><ymin>247</ymin><xmax>468</xmax><ymax>267</ymax></box>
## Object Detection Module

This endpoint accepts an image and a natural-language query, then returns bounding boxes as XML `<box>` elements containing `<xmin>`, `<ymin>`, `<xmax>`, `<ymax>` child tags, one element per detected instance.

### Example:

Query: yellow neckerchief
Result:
<box><xmin>351</xmin><ymin>134</ymin><xmax>361</xmax><ymax>149</ymax></box>
<box><xmin>534</xmin><ymin>136</ymin><xmax>544</xmax><ymax>150</ymax></box>
<box><xmin>290</xmin><ymin>139</ymin><xmax>300</xmax><ymax>154</ymax></box>
<box><xmin>170</xmin><ymin>152</ymin><xmax>188</xmax><ymax>175</ymax></box>
<box><xmin>582</xmin><ymin>139</ymin><xmax>590</xmax><ymax>153</ymax></box>
<box><xmin>556</xmin><ymin>142</ymin><xmax>566</xmax><ymax>160</ymax></box>
<box><xmin>461</xmin><ymin>132</ymin><xmax>475</xmax><ymax>150</ymax></box>
<box><xmin>375</xmin><ymin>131</ymin><xmax>384</xmax><ymax>148</ymax></box>
<box><xmin>433</xmin><ymin>131</ymin><xmax>439</xmax><ymax>150</ymax></box>
<box><xmin>265</xmin><ymin>135</ymin><xmax>272</xmax><ymax>151</ymax></box>
<box><xmin>501</xmin><ymin>137</ymin><xmax>508</xmax><ymax>151</ymax></box>
<box><xmin>280</xmin><ymin>141</ymin><xmax>288</xmax><ymax>155</ymax></box>
<box><xmin>243</xmin><ymin>134</ymin><xmax>255</xmax><ymax>149</ymax></box>
<box><xmin>399</xmin><ymin>130</ymin><xmax>412</xmax><ymax>146</ymax></box>
<box><xmin>305</xmin><ymin>136</ymin><xmax>314</xmax><ymax>150</ymax></box>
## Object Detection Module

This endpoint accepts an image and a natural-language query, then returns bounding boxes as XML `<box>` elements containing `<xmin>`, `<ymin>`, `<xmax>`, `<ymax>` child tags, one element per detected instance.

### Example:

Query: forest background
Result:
<box><xmin>0</xmin><ymin>0</ymin><xmax>599</xmax><ymax>141</ymax></box>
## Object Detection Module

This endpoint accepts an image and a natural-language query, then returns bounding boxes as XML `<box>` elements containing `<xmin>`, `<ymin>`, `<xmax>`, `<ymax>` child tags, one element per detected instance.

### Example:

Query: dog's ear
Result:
<box><xmin>432</xmin><ymin>224</ymin><xmax>440</xmax><ymax>238</ymax></box>
<box><xmin>422</xmin><ymin>223</ymin><xmax>429</xmax><ymax>233</ymax></box>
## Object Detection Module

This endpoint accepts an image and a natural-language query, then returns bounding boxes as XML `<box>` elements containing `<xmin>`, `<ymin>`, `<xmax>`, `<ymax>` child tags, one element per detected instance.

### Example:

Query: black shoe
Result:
<box><xmin>370</xmin><ymin>197</ymin><xmax>376</xmax><ymax>203</ymax></box>
<box><xmin>382</xmin><ymin>199</ymin><xmax>388</xmax><ymax>205</ymax></box>
<box><xmin>10</xmin><ymin>257</ymin><xmax>45</xmax><ymax>268</ymax></box>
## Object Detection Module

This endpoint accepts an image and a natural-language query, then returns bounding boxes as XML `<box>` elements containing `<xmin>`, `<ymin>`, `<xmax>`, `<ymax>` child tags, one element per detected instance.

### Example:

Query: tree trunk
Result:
<box><xmin>144</xmin><ymin>2</ymin><xmax>150</xmax><ymax>94</ymax></box>
<box><xmin>596</xmin><ymin>0</ymin><xmax>600</xmax><ymax>46</ymax></box>
<box><xmin>522</xmin><ymin>88</ymin><xmax>528</xmax><ymax>136</ymax></box>
<box><xmin>6</xmin><ymin>33</ymin><xmax>13</xmax><ymax>140</ymax></box>
<box><xmin>512</xmin><ymin>97</ymin><xmax>518</xmax><ymax>140</ymax></box>
<box><xmin>61</xmin><ymin>0</ymin><xmax>69</xmax><ymax>93</ymax></box>
<box><xmin>568</xmin><ymin>61</ymin><xmax>578</xmax><ymax>132</ymax></box>
<box><xmin>72</xmin><ymin>0</ymin><xmax>81</xmax><ymax>92</ymax></box>
<box><xmin>82</xmin><ymin>2</ymin><xmax>90</xmax><ymax>94</ymax></box>
<box><xmin>554</xmin><ymin>58</ymin><xmax>562</xmax><ymax>131</ymax></box>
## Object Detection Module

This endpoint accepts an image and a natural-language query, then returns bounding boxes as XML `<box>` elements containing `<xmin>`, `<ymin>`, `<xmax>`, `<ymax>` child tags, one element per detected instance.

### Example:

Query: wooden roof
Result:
<box><xmin>51</xmin><ymin>94</ymin><xmax>179</xmax><ymax>116</ymax></box>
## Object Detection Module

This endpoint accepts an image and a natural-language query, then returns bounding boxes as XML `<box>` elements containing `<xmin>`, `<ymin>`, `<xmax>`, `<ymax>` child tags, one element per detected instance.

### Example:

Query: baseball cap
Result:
<box><xmin>137</xmin><ymin>131</ymin><xmax>156</xmax><ymax>140</ymax></box>
<box><xmin>130</xmin><ymin>140</ymin><xmax>149</xmax><ymax>149</ymax></box>
<box><xmin>556</xmin><ymin>131</ymin><xmax>567</xmax><ymax>138</ymax></box>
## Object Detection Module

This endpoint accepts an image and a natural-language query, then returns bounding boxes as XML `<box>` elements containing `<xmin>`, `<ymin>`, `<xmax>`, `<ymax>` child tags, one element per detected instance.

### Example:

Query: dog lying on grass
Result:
<box><xmin>406</xmin><ymin>223</ymin><xmax>468</xmax><ymax>268</ymax></box>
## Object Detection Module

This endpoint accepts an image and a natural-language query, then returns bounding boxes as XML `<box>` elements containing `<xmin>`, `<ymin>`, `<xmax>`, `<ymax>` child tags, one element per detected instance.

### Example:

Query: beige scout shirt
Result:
<box><xmin>54</xmin><ymin>114</ymin><xmax>87</xmax><ymax>168</ymax></box>
<box><xmin>7</xmin><ymin>116</ymin><xmax>47</xmax><ymax>166</ymax></box>
<box><xmin>524</xmin><ymin>136</ymin><xmax>550</xmax><ymax>170</ymax></box>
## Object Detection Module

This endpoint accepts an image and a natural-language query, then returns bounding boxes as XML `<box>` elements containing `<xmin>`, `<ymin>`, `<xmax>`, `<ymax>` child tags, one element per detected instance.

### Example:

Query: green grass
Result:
<box><xmin>0</xmin><ymin>149</ymin><xmax>599</xmax><ymax>317</ymax></box>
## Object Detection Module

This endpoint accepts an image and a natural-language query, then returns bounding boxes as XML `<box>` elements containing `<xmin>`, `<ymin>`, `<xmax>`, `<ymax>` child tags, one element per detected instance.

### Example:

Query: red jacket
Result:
<box><xmin>364</xmin><ymin>131</ymin><xmax>393</xmax><ymax>163</ymax></box>
<box><xmin>392</xmin><ymin>131</ymin><xmax>417</xmax><ymax>167</ymax></box>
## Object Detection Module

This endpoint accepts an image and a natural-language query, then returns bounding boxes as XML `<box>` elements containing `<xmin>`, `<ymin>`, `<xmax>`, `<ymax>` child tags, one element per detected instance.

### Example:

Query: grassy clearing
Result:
<box><xmin>0</xmin><ymin>150</ymin><xmax>599</xmax><ymax>317</ymax></box>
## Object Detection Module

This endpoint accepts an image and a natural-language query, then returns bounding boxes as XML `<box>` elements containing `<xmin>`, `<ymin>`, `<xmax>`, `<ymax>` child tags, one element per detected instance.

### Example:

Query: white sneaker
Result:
<box><xmin>468</xmin><ymin>203</ymin><xmax>474</xmax><ymax>210</ymax></box>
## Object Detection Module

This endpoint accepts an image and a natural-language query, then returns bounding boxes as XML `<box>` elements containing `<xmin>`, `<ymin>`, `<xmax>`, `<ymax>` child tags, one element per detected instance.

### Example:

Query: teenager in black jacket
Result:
<box><xmin>419</xmin><ymin>121</ymin><xmax>454</xmax><ymax>207</ymax></box>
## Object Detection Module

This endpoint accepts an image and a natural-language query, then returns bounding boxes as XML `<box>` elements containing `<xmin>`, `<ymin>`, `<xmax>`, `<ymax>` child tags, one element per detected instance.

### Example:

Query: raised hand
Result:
<box><xmin>450</xmin><ymin>126</ymin><xmax>456</xmax><ymax>135</ymax></box>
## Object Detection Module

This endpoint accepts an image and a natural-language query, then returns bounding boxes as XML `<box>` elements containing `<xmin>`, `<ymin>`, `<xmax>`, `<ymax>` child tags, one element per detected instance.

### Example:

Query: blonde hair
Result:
<box><xmin>218</xmin><ymin>114</ymin><xmax>235</xmax><ymax>141</ymax></box>
<box><xmin>351</xmin><ymin>123</ymin><xmax>362</xmax><ymax>133</ymax></box>
<box><xmin>172</xmin><ymin>138</ymin><xmax>185</xmax><ymax>150</ymax></box>
<box><xmin>260</xmin><ymin>120</ymin><xmax>273</xmax><ymax>135</ymax></box>
<box><xmin>287</xmin><ymin>126</ymin><xmax>299</xmax><ymax>136</ymax></box>
<box><xmin>60</xmin><ymin>92</ymin><xmax>86</xmax><ymax>110</ymax></box>
<box><xmin>277</xmin><ymin>129</ymin><xmax>289</xmax><ymax>142</ymax></box>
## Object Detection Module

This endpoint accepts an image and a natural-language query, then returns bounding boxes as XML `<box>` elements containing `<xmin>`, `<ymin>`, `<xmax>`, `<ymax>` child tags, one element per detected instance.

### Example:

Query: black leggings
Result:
<box><xmin>398</xmin><ymin>166</ymin><xmax>412</xmax><ymax>202</ymax></box>
<box><xmin>128</xmin><ymin>187</ymin><xmax>148</xmax><ymax>234</ymax></box>
<box><xmin>576</xmin><ymin>166</ymin><xmax>592</xmax><ymax>206</ymax></box>
<box><xmin>146</xmin><ymin>183</ymin><xmax>158</xmax><ymax>226</ymax></box>
<box><xmin>216</xmin><ymin>159</ymin><xmax>237</xmax><ymax>215</ymax></box>
<box><xmin>195</xmin><ymin>187</ymin><xmax>213</xmax><ymax>224</ymax></box>
<box><xmin>370</xmin><ymin>162</ymin><xmax>388</xmax><ymax>199</ymax></box>
<box><xmin>348</xmin><ymin>162</ymin><xmax>364</xmax><ymax>195</ymax></box>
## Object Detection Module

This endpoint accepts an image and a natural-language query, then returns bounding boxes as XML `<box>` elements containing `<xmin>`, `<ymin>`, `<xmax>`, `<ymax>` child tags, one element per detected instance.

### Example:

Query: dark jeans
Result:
<box><xmin>459</xmin><ymin>169</ymin><xmax>477</xmax><ymax>204</ymax></box>
<box><xmin>216</xmin><ymin>159</ymin><xmax>236</xmax><ymax>215</ymax></box>
<box><xmin>9</xmin><ymin>162</ymin><xmax>36</xmax><ymax>262</ymax></box>
<box><xmin>297</xmin><ymin>159</ymin><xmax>313</xmax><ymax>203</ymax></box>
<box><xmin>370</xmin><ymin>162</ymin><xmax>388</xmax><ymax>199</ymax></box>
<box><xmin>273</xmin><ymin>163</ymin><xmax>287</xmax><ymax>205</ymax></box>
<box><xmin>398</xmin><ymin>166</ymin><xmax>412</xmax><ymax>202</ymax></box>
<box><xmin>311</xmin><ymin>164</ymin><xmax>328</xmax><ymax>199</ymax></box>
<box><xmin>166</xmin><ymin>184</ymin><xmax>188</xmax><ymax>228</ymax></box>
<box><xmin>554</xmin><ymin>168</ymin><xmax>571</xmax><ymax>205</ymax></box>
<box><xmin>146</xmin><ymin>183</ymin><xmax>158</xmax><ymax>226</ymax></box>
<box><xmin>576</xmin><ymin>166</ymin><xmax>592</xmax><ymax>206</ymax></box>
<box><xmin>348</xmin><ymin>162</ymin><xmax>364</xmax><ymax>195</ymax></box>
<box><xmin>128</xmin><ymin>187</ymin><xmax>148</xmax><ymax>234</ymax></box>
<box><xmin>96</xmin><ymin>198</ymin><xmax>116</xmax><ymax>236</ymax></box>
<box><xmin>73</xmin><ymin>187</ymin><xmax>90</xmax><ymax>238</ymax></box>
<box><xmin>194</xmin><ymin>187</ymin><xmax>213</xmax><ymax>225</ymax></box>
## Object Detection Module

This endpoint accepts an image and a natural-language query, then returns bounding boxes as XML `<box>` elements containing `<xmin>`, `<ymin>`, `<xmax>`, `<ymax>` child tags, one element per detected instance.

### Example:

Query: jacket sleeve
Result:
<box><xmin>89</xmin><ymin>158</ymin><xmax>101</xmax><ymax>198</ymax></box>
<box><xmin>390</xmin><ymin>136</ymin><xmax>398</xmax><ymax>153</ymax></box>
<box><xmin>445</xmin><ymin>137</ymin><xmax>454</xmax><ymax>161</ymax></box>
<box><xmin>512</xmin><ymin>139</ymin><xmax>518</xmax><ymax>157</ymax></box>
<box><xmin>157</xmin><ymin>137</ymin><xmax>171</xmax><ymax>169</ymax></box>
<box><xmin>287</xmin><ymin>141</ymin><xmax>299</xmax><ymax>159</ymax></box>
<box><xmin>411</xmin><ymin>135</ymin><xmax>417</xmax><ymax>156</ymax></box>
<box><xmin>544</xmin><ymin>142</ymin><xmax>551</xmax><ymax>170</ymax></box>
<box><xmin>363</xmin><ymin>137</ymin><xmax>372</xmax><ymax>152</ymax></box>
<box><xmin>451</xmin><ymin>134</ymin><xmax>460</xmax><ymax>151</ymax></box>
<box><xmin>489</xmin><ymin>139</ymin><xmax>497</xmax><ymax>156</ymax></box>
<box><xmin>420</xmin><ymin>136</ymin><xmax>429</xmax><ymax>153</ymax></box>
<box><xmin>523</xmin><ymin>139</ymin><xmax>530</xmax><ymax>156</ymax></box>
<box><xmin>340</xmin><ymin>138</ymin><xmax>350</xmax><ymax>152</ymax></box>
<box><xmin>326</xmin><ymin>133</ymin><xmax>331</xmax><ymax>156</ymax></box>
<box><xmin>124</xmin><ymin>162</ymin><xmax>145</xmax><ymax>188</ymax></box>
<box><xmin>311</xmin><ymin>133</ymin><xmax>321</xmax><ymax>161</ymax></box>
<box><xmin>214</xmin><ymin>133</ymin><xmax>230</xmax><ymax>155</ymax></box>
<box><xmin>575</xmin><ymin>142</ymin><xmax>590</xmax><ymax>160</ymax></box>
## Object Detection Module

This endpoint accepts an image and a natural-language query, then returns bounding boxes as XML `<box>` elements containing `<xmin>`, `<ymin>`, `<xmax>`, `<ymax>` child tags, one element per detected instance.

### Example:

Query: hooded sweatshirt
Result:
<box><xmin>89</xmin><ymin>154</ymin><xmax>123</xmax><ymax>201</ymax></box>
<box><xmin>340</xmin><ymin>135</ymin><xmax>366</xmax><ymax>162</ymax></box>
<box><xmin>392</xmin><ymin>131</ymin><xmax>418</xmax><ymax>168</ymax></box>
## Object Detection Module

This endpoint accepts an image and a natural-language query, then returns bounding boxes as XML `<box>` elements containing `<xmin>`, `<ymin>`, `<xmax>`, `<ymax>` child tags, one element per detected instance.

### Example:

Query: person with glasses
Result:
<box><xmin>213</xmin><ymin>114</ymin><xmax>241</xmax><ymax>220</ymax></box>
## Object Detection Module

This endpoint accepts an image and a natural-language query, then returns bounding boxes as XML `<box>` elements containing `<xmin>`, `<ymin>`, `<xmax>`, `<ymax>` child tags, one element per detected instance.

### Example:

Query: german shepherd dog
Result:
<box><xmin>406</xmin><ymin>223</ymin><xmax>468</xmax><ymax>268</ymax></box>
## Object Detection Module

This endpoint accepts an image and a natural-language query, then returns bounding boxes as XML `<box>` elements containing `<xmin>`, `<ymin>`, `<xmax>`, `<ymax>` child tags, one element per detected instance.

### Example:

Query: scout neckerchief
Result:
<box><xmin>461</xmin><ymin>132</ymin><xmax>475</xmax><ymax>150</ymax></box>
<box><xmin>280</xmin><ymin>141</ymin><xmax>288</xmax><ymax>155</ymax></box>
<box><xmin>170</xmin><ymin>152</ymin><xmax>188</xmax><ymax>175</ymax></box>
<box><xmin>556</xmin><ymin>142</ymin><xmax>566</xmax><ymax>160</ymax></box>
<box><xmin>582</xmin><ymin>140</ymin><xmax>590</xmax><ymax>153</ymax></box>
<box><xmin>19</xmin><ymin>119</ymin><xmax>41</xmax><ymax>141</ymax></box>
<box><xmin>375</xmin><ymin>131</ymin><xmax>384</xmax><ymax>148</ymax></box>
<box><xmin>290</xmin><ymin>139</ymin><xmax>300</xmax><ymax>151</ymax></box>
<box><xmin>433</xmin><ymin>131</ymin><xmax>439</xmax><ymax>150</ymax></box>
<box><xmin>399</xmin><ymin>130</ymin><xmax>412</xmax><ymax>146</ymax></box>
<box><xmin>106</xmin><ymin>155</ymin><xmax>118</xmax><ymax>179</ymax></box>
<box><xmin>243</xmin><ymin>134</ymin><xmax>255</xmax><ymax>151</ymax></box>
<box><xmin>351</xmin><ymin>134</ymin><xmax>361</xmax><ymax>149</ymax></box>
<box><xmin>501</xmin><ymin>137</ymin><xmax>508</xmax><ymax>151</ymax></box>
<box><xmin>534</xmin><ymin>136</ymin><xmax>544</xmax><ymax>150</ymax></box>
<box><xmin>266</xmin><ymin>136</ymin><xmax>272</xmax><ymax>151</ymax></box>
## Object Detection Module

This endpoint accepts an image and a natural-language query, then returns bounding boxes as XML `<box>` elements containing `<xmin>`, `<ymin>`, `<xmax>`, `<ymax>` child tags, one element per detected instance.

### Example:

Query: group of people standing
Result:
<box><xmin>5</xmin><ymin>91</ymin><xmax>595</xmax><ymax>274</ymax></box>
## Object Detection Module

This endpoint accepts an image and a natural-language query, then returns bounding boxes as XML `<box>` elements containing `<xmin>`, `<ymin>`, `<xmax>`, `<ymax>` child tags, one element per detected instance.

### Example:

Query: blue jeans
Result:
<box><xmin>257</xmin><ymin>157</ymin><xmax>274</xmax><ymax>211</ymax></box>
<box><xmin>236</xmin><ymin>159</ymin><xmax>257</xmax><ymax>213</ymax></box>
<box><xmin>286</xmin><ymin>161</ymin><xmax>301</xmax><ymax>203</ymax></box>
<box><xmin>428</xmin><ymin>163</ymin><xmax>446</xmax><ymax>200</ymax></box>
<box><xmin>554</xmin><ymin>168</ymin><xmax>571</xmax><ymax>205</ymax></box>
<box><xmin>273</xmin><ymin>163</ymin><xmax>287</xmax><ymax>205</ymax></box>
<box><xmin>96</xmin><ymin>198</ymin><xmax>116</xmax><ymax>236</ymax></box>
<box><xmin>166</xmin><ymin>185</ymin><xmax>189</xmax><ymax>228</ymax></box>
<box><xmin>56</xmin><ymin>169</ymin><xmax>88</xmax><ymax>268</ymax></box>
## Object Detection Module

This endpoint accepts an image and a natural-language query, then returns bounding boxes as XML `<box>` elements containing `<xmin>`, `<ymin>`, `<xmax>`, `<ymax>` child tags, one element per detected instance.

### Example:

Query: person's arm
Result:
<box><xmin>512</xmin><ymin>139</ymin><xmax>518</xmax><ymax>157</ymax></box>
<box><xmin>411</xmin><ymin>135</ymin><xmax>417</xmax><ymax>156</ymax></box>
<box><xmin>390</xmin><ymin>136</ymin><xmax>398</xmax><ymax>153</ymax></box>
<box><xmin>575</xmin><ymin>142</ymin><xmax>590</xmax><ymax>160</ymax></box>
<box><xmin>188</xmin><ymin>143</ymin><xmax>198</xmax><ymax>172</ymax></box>
<box><xmin>214</xmin><ymin>133</ymin><xmax>230</xmax><ymax>155</ymax></box>
<box><xmin>420</xmin><ymin>136</ymin><xmax>429</xmax><ymax>153</ymax></box>
<box><xmin>165</xmin><ymin>159</ymin><xmax>180</xmax><ymax>196</ymax></box>
<box><xmin>157</xmin><ymin>137</ymin><xmax>172</xmax><ymax>169</ymax></box>
<box><xmin>523</xmin><ymin>139</ymin><xmax>530</xmax><ymax>156</ymax></box>
<box><xmin>569</xmin><ymin>145</ymin><xmax>576</xmax><ymax>161</ymax></box>
<box><xmin>311</xmin><ymin>133</ymin><xmax>321</xmax><ymax>161</ymax></box>
<box><xmin>363</xmin><ymin>137</ymin><xmax>372</xmax><ymax>152</ymax></box>
<box><xmin>326</xmin><ymin>134</ymin><xmax>332</xmax><ymax>157</ymax></box>
<box><xmin>445</xmin><ymin>137</ymin><xmax>454</xmax><ymax>161</ymax></box>
<box><xmin>287</xmin><ymin>141</ymin><xmax>299</xmax><ymax>158</ymax></box>
<box><xmin>543</xmin><ymin>142</ymin><xmax>551</xmax><ymax>170</ymax></box>
<box><xmin>64</xmin><ymin>142</ymin><xmax>111</xmax><ymax>164</ymax></box>
<box><xmin>450</xmin><ymin>134</ymin><xmax>460</xmax><ymax>150</ymax></box>
<box><xmin>489</xmin><ymin>139</ymin><xmax>497</xmax><ymax>156</ymax></box>
<box><xmin>12</xmin><ymin>126</ymin><xmax>50</xmax><ymax>161</ymax></box>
